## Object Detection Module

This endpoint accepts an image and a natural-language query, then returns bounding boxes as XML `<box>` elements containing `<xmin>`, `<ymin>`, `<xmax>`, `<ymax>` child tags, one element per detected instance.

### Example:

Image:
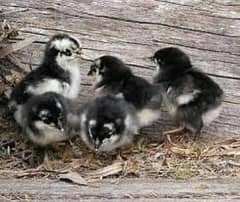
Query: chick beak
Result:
<box><xmin>87</xmin><ymin>70</ymin><xmax>92</xmax><ymax>76</ymax></box>
<box><xmin>57</xmin><ymin>120</ymin><xmax>64</xmax><ymax>132</ymax></box>
<box><xmin>147</xmin><ymin>56</ymin><xmax>154</xmax><ymax>62</ymax></box>
<box><xmin>94</xmin><ymin>139</ymin><xmax>101</xmax><ymax>152</ymax></box>
<box><xmin>88</xmin><ymin>65</ymin><xmax>96</xmax><ymax>76</ymax></box>
<box><xmin>72</xmin><ymin>48</ymin><xmax>82</xmax><ymax>58</ymax></box>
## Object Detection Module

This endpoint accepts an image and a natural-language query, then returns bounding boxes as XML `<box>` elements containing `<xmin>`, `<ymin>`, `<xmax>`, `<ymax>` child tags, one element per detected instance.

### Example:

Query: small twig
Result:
<box><xmin>87</xmin><ymin>161</ymin><xmax>124</xmax><ymax>179</ymax></box>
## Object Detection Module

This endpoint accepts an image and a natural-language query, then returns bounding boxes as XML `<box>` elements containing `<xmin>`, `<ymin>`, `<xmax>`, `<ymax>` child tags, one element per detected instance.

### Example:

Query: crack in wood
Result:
<box><xmin>2</xmin><ymin>3</ymin><xmax>240</xmax><ymax>37</ymax></box>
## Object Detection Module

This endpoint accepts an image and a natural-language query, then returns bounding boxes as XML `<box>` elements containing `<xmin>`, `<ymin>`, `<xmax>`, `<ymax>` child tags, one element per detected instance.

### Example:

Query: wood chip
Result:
<box><xmin>59</xmin><ymin>171</ymin><xmax>88</xmax><ymax>186</ymax></box>
<box><xmin>88</xmin><ymin>161</ymin><xmax>124</xmax><ymax>178</ymax></box>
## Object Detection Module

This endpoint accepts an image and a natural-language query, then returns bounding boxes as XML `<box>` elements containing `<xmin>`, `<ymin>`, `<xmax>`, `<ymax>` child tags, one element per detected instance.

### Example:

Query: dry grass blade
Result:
<box><xmin>59</xmin><ymin>171</ymin><xmax>88</xmax><ymax>186</ymax></box>
<box><xmin>88</xmin><ymin>161</ymin><xmax>124</xmax><ymax>179</ymax></box>
<box><xmin>203</xmin><ymin>145</ymin><xmax>240</xmax><ymax>157</ymax></box>
<box><xmin>171</xmin><ymin>146</ymin><xmax>193</xmax><ymax>156</ymax></box>
<box><xmin>216</xmin><ymin>138</ymin><xmax>240</xmax><ymax>146</ymax></box>
<box><xmin>218</xmin><ymin>149</ymin><xmax>240</xmax><ymax>156</ymax></box>
<box><xmin>227</xmin><ymin>160</ymin><xmax>240</xmax><ymax>167</ymax></box>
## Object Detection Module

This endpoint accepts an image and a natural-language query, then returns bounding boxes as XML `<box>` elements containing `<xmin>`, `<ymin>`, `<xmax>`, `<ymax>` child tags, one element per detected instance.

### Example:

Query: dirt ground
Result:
<box><xmin>1</xmin><ymin>112</ymin><xmax>240</xmax><ymax>182</ymax></box>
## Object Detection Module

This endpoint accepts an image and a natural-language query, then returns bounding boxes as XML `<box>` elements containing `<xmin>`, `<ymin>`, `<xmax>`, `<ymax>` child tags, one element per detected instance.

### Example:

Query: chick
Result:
<box><xmin>9</xmin><ymin>34</ymin><xmax>83</xmax><ymax>125</ymax></box>
<box><xmin>88</xmin><ymin>55</ymin><xmax>162</xmax><ymax>127</ymax></box>
<box><xmin>20</xmin><ymin>92</ymin><xmax>76</xmax><ymax>146</ymax></box>
<box><xmin>152</xmin><ymin>47</ymin><xmax>224</xmax><ymax>138</ymax></box>
<box><xmin>79</xmin><ymin>95</ymin><xmax>139</xmax><ymax>152</ymax></box>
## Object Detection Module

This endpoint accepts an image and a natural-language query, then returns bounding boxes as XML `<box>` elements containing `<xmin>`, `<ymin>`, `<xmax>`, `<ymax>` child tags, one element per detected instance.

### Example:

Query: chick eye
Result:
<box><xmin>42</xmin><ymin>116</ymin><xmax>50</xmax><ymax>124</ymax></box>
<box><xmin>99</xmin><ymin>65</ymin><xmax>104</xmax><ymax>70</ymax></box>
<box><xmin>104</xmin><ymin>133</ymin><xmax>111</xmax><ymax>139</ymax></box>
<box><xmin>65</xmin><ymin>49</ymin><xmax>72</xmax><ymax>56</ymax></box>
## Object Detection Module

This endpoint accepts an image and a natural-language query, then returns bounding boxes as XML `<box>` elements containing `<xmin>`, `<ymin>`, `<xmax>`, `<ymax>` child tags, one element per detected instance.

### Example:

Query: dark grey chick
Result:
<box><xmin>20</xmin><ymin>92</ymin><xmax>76</xmax><ymax>146</ymax></box>
<box><xmin>79</xmin><ymin>95</ymin><xmax>139</xmax><ymax>152</ymax></box>
<box><xmin>88</xmin><ymin>55</ymin><xmax>162</xmax><ymax>127</ymax></box>
<box><xmin>152</xmin><ymin>47</ymin><xmax>224</xmax><ymax>138</ymax></box>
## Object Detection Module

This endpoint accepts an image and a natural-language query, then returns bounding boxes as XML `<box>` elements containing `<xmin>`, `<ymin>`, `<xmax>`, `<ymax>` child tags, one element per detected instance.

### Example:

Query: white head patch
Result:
<box><xmin>95</xmin><ymin>59</ymin><xmax>101</xmax><ymax>67</ymax></box>
<box><xmin>89</xmin><ymin>119</ymin><xmax>97</xmax><ymax>126</ymax></box>
<box><xmin>103</xmin><ymin>123</ymin><xmax>114</xmax><ymax>131</ymax></box>
<box><xmin>95</xmin><ymin>69</ymin><xmax>103</xmax><ymax>83</ymax></box>
<box><xmin>51</xmin><ymin>38</ymin><xmax>80</xmax><ymax>51</ymax></box>
<box><xmin>102</xmin><ymin>134</ymin><xmax>118</xmax><ymax>145</ymax></box>
<box><xmin>98</xmin><ymin>134</ymin><xmax>120</xmax><ymax>152</ymax></box>
<box><xmin>56</xmin><ymin>101</ymin><xmax>62</xmax><ymax>110</ymax></box>
<box><xmin>39</xmin><ymin>109</ymin><xmax>49</xmax><ymax>117</ymax></box>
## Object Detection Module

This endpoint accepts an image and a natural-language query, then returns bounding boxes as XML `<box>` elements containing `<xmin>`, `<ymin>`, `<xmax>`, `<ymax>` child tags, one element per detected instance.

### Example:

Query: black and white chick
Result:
<box><xmin>152</xmin><ymin>47</ymin><xmax>224</xmax><ymax>138</ymax></box>
<box><xmin>20</xmin><ymin>92</ymin><xmax>75</xmax><ymax>147</ymax></box>
<box><xmin>88</xmin><ymin>55</ymin><xmax>162</xmax><ymax>127</ymax></box>
<box><xmin>79</xmin><ymin>95</ymin><xmax>139</xmax><ymax>152</ymax></box>
<box><xmin>9</xmin><ymin>34</ymin><xmax>83</xmax><ymax>125</ymax></box>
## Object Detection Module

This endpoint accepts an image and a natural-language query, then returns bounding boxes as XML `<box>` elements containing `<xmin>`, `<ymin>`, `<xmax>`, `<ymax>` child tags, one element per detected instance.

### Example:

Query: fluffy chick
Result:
<box><xmin>9</xmin><ymin>34</ymin><xmax>83</xmax><ymax>125</ymax></box>
<box><xmin>152</xmin><ymin>47</ymin><xmax>224</xmax><ymax>137</ymax></box>
<box><xmin>20</xmin><ymin>92</ymin><xmax>75</xmax><ymax>146</ymax></box>
<box><xmin>79</xmin><ymin>95</ymin><xmax>139</xmax><ymax>152</ymax></box>
<box><xmin>88</xmin><ymin>55</ymin><xmax>162</xmax><ymax>127</ymax></box>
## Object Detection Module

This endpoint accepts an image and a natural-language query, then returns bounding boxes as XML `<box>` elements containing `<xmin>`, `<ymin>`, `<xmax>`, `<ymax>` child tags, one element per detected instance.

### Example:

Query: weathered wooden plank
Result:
<box><xmin>1</xmin><ymin>2</ymin><xmax>240</xmax><ymax>57</ymax></box>
<box><xmin>0</xmin><ymin>0</ymin><xmax>239</xmax><ymax>136</ymax></box>
<box><xmin>1</xmin><ymin>178</ymin><xmax>240</xmax><ymax>201</ymax></box>
<box><xmin>2</xmin><ymin>0</ymin><xmax>240</xmax><ymax>36</ymax></box>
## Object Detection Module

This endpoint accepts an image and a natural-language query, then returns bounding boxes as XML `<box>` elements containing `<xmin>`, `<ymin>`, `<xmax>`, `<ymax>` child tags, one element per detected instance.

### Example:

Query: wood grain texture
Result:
<box><xmin>1</xmin><ymin>178</ymin><xmax>240</xmax><ymax>201</ymax></box>
<box><xmin>0</xmin><ymin>0</ymin><xmax>239</xmax><ymax>136</ymax></box>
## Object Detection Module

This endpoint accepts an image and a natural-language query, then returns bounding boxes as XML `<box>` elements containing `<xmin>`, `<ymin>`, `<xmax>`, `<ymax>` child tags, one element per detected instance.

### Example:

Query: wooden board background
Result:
<box><xmin>0</xmin><ymin>0</ymin><xmax>239</xmax><ymax>136</ymax></box>
<box><xmin>1</xmin><ymin>178</ymin><xmax>240</xmax><ymax>201</ymax></box>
